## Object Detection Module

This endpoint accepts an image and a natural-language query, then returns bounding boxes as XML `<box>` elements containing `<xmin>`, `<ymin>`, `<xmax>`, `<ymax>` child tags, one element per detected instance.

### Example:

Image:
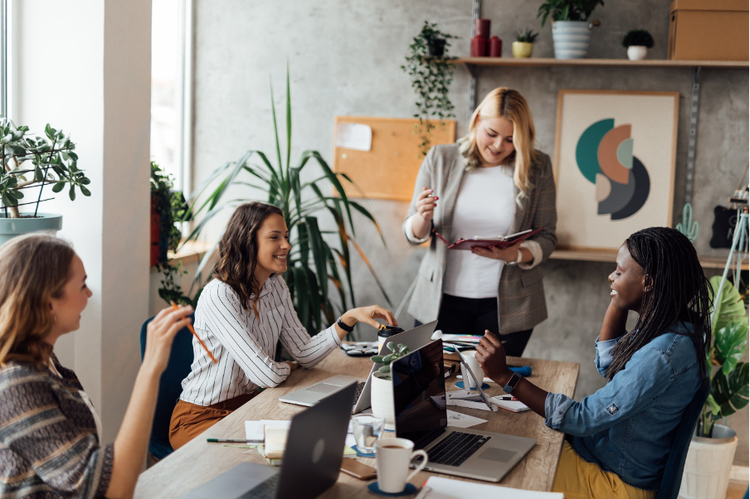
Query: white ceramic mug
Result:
<box><xmin>463</xmin><ymin>350</ymin><xmax>484</xmax><ymax>388</ymax></box>
<box><xmin>374</xmin><ymin>438</ymin><xmax>428</xmax><ymax>493</ymax></box>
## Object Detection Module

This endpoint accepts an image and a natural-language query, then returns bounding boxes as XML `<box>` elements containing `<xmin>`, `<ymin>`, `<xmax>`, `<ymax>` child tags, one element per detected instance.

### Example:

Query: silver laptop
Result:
<box><xmin>392</xmin><ymin>340</ymin><xmax>536</xmax><ymax>482</ymax></box>
<box><xmin>279</xmin><ymin>321</ymin><xmax>437</xmax><ymax>413</ymax></box>
<box><xmin>181</xmin><ymin>383</ymin><xmax>357</xmax><ymax>499</ymax></box>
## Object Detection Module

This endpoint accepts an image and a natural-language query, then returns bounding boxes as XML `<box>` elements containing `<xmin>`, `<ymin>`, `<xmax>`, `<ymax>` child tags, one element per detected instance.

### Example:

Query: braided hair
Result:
<box><xmin>604</xmin><ymin>227</ymin><xmax>711</xmax><ymax>380</ymax></box>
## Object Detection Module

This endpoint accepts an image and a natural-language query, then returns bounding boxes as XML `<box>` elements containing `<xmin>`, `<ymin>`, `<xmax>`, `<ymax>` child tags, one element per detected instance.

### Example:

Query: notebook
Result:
<box><xmin>392</xmin><ymin>340</ymin><xmax>536</xmax><ymax>482</ymax></box>
<box><xmin>180</xmin><ymin>383</ymin><xmax>356</xmax><ymax>499</ymax></box>
<box><xmin>279</xmin><ymin>320</ymin><xmax>437</xmax><ymax>413</ymax></box>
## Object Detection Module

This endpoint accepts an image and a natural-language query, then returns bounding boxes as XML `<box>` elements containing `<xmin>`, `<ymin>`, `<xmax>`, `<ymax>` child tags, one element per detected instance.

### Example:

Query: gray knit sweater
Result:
<box><xmin>0</xmin><ymin>355</ymin><xmax>113</xmax><ymax>498</ymax></box>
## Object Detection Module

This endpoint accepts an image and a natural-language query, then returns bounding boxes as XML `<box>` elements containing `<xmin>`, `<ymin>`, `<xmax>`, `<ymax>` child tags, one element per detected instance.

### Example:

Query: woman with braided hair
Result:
<box><xmin>476</xmin><ymin>227</ymin><xmax>711</xmax><ymax>499</ymax></box>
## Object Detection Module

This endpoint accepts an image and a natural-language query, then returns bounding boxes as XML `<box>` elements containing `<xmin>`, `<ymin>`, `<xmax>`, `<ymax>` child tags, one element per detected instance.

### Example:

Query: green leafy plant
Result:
<box><xmin>182</xmin><ymin>66</ymin><xmax>390</xmax><ymax>335</ymax></box>
<box><xmin>622</xmin><ymin>29</ymin><xmax>654</xmax><ymax>48</ymax></box>
<box><xmin>537</xmin><ymin>0</ymin><xmax>604</xmax><ymax>27</ymax></box>
<box><xmin>515</xmin><ymin>28</ymin><xmax>540</xmax><ymax>44</ymax></box>
<box><xmin>401</xmin><ymin>21</ymin><xmax>457</xmax><ymax>157</ymax></box>
<box><xmin>370</xmin><ymin>342</ymin><xmax>411</xmax><ymax>376</ymax></box>
<box><xmin>699</xmin><ymin>276</ymin><xmax>749</xmax><ymax>437</ymax></box>
<box><xmin>0</xmin><ymin>118</ymin><xmax>90</xmax><ymax>218</ymax></box>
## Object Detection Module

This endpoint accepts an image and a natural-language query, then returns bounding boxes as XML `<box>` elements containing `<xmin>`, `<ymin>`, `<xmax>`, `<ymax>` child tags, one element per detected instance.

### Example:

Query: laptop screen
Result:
<box><xmin>392</xmin><ymin>339</ymin><xmax>447</xmax><ymax>448</ymax></box>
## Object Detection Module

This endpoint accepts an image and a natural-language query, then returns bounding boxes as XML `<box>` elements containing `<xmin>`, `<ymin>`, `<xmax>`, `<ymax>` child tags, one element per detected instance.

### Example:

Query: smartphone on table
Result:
<box><xmin>340</xmin><ymin>458</ymin><xmax>377</xmax><ymax>480</ymax></box>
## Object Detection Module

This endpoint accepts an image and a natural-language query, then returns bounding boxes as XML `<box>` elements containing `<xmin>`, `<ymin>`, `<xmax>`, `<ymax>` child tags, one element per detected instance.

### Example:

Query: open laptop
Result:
<box><xmin>181</xmin><ymin>383</ymin><xmax>356</xmax><ymax>499</ymax></box>
<box><xmin>279</xmin><ymin>320</ymin><xmax>437</xmax><ymax>413</ymax></box>
<box><xmin>391</xmin><ymin>339</ymin><xmax>536</xmax><ymax>482</ymax></box>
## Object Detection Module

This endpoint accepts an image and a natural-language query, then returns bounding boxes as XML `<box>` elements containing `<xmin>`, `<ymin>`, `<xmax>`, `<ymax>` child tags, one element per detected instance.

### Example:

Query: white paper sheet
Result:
<box><xmin>445</xmin><ymin>409</ymin><xmax>486</xmax><ymax>428</ymax></box>
<box><xmin>335</xmin><ymin>122</ymin><xmax>372</xmax><ymax>151</ymax></box>
<box><xmin>422</xmin><ymin>476</ymin><xmax>563</xmax><ymax>498</ymax></box>
<box><xmin>244</xmin><ymin>420</ymin><xmax>291</xmax><ymax>442</ymax></box>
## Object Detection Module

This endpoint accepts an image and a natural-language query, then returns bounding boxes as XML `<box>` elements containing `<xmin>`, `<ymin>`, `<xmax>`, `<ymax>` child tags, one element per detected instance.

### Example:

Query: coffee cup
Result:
<box><xmin>374</xmin><ymin>438</ymin><xmax>428</xmax><ymax>493</ymax></box>
<box><xmin>463</xmin><ymin>350</ymin><xmax>484</xmax><ymax>388</ymax></box>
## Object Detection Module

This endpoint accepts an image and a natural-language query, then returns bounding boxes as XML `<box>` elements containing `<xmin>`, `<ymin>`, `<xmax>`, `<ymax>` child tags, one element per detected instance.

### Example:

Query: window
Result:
<box><xmin>151</xmin><ymin>0</ymin><xmax>192</xmax><ymax>194</ymax></box>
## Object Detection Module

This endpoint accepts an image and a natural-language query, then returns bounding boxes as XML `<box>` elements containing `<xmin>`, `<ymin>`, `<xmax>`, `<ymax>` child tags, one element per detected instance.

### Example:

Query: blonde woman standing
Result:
<box><xmin>404</xmin><ymin>87</ymin><xmax>557</xmax><ymax>356</ymax></box>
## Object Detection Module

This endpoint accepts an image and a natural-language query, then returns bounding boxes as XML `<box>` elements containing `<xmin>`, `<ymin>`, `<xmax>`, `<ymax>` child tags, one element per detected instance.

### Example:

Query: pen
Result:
<box><xmin>413</xmin><ymin>486</ymin><xmax>431</xmax><ymax>499</ymax></box>
<box><xmin>496</xmin><ymin>396</ymin><xmax>518</xmax><ymax>401</ymax></box>
<box><xmin>170</xmin><ymin>301</ymin><xmax>218</xmax><ymax>364</ymax></box>
<box><xmin>207</xmin><ymin>438</ymin><xmax>262</xmax><ymax>444</ymax></box>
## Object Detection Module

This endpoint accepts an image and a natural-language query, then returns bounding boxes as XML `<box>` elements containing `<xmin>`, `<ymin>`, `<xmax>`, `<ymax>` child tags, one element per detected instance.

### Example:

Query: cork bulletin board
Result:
<box><xmin>332</xmin><ymin>116</ymin><xmax>456</xmax><ymax>201</ymax></box>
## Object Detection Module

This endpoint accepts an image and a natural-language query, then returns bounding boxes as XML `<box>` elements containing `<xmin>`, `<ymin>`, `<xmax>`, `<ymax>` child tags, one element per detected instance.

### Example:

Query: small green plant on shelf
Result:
<box><xmin>622</xmin><ymin>29</ymin><xmax>654</xmax><ymax>48</ymax></box>
<box><xmin>537</xmin><ymin>0</ymin><xmax>605</xmax><ymax>27</ymax></box>
<box><xmin>514</xmin><ymin>28</ymin><xmax>540</xmax><ymax>44</ymax></box>
<box><xmin>401</xmin><ymin>20</ymin><xmax>457</xmax><ymax>157</ymax></box>
<box><xmin>370</xmin><ymin>343</ymin><xmax>410</xmax><ymax>376</ymax></box>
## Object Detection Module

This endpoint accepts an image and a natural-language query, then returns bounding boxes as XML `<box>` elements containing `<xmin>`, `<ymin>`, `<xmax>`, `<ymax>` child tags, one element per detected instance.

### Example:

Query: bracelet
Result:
<box><xmin>505</xmin><ymin>249</ymin><xmax>523</xmax><ymax>266</ymax></box>
<box><xmin>503</xmin><ymin>372</ymin><xmax>522</xmax><ymax>394</ymax></box>
<box><xmin>336</xmin><ymin>316</ymin><xmax>354</xmax><ymax>333</ymax></box>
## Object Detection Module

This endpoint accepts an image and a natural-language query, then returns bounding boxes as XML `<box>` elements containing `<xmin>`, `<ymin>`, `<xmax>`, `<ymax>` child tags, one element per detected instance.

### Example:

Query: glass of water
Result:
<box><xmin>351</xmin><ymin>414</ymin><xmax>386</xmax><ymax>454</ymax></box>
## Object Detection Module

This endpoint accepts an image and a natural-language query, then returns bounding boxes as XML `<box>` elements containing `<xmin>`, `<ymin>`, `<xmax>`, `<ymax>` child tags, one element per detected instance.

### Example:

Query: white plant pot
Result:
<box><xmin>0</xmin><ymin>213</ymin><xmax>63</xmax><ymax>247</ymax></box>
<box><xmin>627</xmin><ymin>45</ymin><xmax>648</xmax><ymax>61</ymax></box>
<box><xmin>551</xmin><ymin>20</ymin><xmax>592</xmax><ymax>59</ymax></box>
<box><xmin>678</xmin><ymin>424</ymin><xmax>738</xmax><ymax>499</ymax></box>
<box><xmin>370</xmin><ymin>372</ymin><xmax>395</xmax><ymax>429</ymax></box>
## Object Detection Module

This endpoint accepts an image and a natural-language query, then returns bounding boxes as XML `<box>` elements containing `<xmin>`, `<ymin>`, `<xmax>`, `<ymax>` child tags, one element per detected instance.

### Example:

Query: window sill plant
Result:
<box><xmin>0</xmin><ymin>119</ymin><xmax>90</xmax><ymax>245</ymax></box>
<box><xmin>622</xmin><ymin>29</ymin><xmax>654</xmax><ymax>61</ymax></box>
<box><xmin>512</xmin><ymin>28</ymin><xmax>539</xmax><ymax>58</ymax></box>
<box><xmin>401</xmin><ymin>21</ymin><xmax>457</xmax><ymax>157</ymax></box>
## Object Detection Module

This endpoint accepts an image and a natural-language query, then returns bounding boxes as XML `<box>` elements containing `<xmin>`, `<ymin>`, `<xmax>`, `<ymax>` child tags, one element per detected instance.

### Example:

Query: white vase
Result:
<box><xmin>678</xmin><ymin>424</ymin><xmax>738</xmax><ymax>499</ymax></box>
<box><xmin>551</xmin><ymin>20</ymin><xmax>592</xmax><ymax>59</ymax></box>
<box><xmin>627</xmin><ymin>46</ymin><xmax>648</xmax><ymax>61</ymax></box>
<box><xmin>370</xmin><ymin>372</ymin><xmax>395</xmax><ymax>429</ymax></box>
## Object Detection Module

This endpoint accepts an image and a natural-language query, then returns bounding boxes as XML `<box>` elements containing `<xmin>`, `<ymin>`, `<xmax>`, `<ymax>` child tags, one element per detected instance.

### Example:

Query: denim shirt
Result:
<box><xmin>544</xmin><ymin>322</ymin><xmax>701</xmax><ymax>490</ymax></box>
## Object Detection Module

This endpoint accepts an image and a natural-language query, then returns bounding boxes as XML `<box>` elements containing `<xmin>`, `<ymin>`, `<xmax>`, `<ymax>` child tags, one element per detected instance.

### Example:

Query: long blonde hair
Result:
<box><xmin>0</xmin><ymin>234</ymin><xmax>75</xmax><ymax>365</ymax></box>
<box><xmin>458</xmin><ymin>87</ymin><xmax>538</xmax><ymax>202</ymax></box>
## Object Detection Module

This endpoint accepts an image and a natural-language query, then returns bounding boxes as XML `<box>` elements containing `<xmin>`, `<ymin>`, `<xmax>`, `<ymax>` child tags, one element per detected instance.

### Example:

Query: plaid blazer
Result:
<box><xmin>403</xmin><ymin>143</ymin><xmax>557</xmax><ymax>334</ymax></box>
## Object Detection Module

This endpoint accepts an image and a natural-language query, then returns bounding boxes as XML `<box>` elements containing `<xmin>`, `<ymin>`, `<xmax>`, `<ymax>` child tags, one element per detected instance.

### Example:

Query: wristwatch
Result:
<box><xmin>505</xmin><ymin>249</ymin><xmax>523</xmax><ymax>267</ymax></box>
<box><xmin>336</xmin><ymin>316</ymin><xmax>355</xmax><ymax>333</ymax></box>
<box><xmin>503</xmin><ymin>372</ymin><xmax>522</xmax><ymax>394</ymax></box>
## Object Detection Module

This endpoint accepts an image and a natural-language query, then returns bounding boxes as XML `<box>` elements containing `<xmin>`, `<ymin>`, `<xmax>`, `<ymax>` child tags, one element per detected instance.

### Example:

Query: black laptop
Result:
<box><xmin>181</xmin><ymin>383</ymin><xmax>357</xmax><ymax>499</ymax></box>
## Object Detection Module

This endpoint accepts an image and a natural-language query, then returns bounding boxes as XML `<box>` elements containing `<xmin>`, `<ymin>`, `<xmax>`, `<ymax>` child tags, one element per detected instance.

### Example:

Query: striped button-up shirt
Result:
<box><xmin>179</xmin><ymin>275</ymin><xmax>340</xmax><ymax>407</ymax></box>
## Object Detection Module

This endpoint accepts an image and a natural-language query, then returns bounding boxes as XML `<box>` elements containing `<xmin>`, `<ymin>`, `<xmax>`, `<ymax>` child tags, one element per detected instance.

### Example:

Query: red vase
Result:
<box><xmin>471</xmin><ymin>36</ymin><xmax>488</xmax><ymax>57</ymax></box>
<box><xmin>489</xmin><ymin>36</ymin><xmax>502</xmax><ymax>57</ymax></box>
<box><xmin>474</xmin><ymin>18</ymin><xmax>490</xmax><ymax>38</ymax></box>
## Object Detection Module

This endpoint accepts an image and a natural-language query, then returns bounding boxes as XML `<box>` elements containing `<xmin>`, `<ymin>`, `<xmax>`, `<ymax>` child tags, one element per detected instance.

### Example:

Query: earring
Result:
<box><xmin>52</xmin><ymin>315</ymin><xmax>57</xmax><ymax>324</ymax></box>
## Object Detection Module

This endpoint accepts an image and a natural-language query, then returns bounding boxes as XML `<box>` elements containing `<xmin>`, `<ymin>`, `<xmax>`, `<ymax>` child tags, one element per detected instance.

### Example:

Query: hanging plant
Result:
<box><xmin>401</xmin><ymin>21</ymin><xmax>457</xmax><ymax>157</ymax></box>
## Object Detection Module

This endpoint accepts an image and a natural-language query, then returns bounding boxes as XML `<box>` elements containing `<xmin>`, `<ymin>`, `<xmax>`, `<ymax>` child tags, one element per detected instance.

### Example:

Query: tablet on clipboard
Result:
<box><xmin>446</xmin><ymin>227</ymin><xmax>543</xmax><ymax>250</ymax></box>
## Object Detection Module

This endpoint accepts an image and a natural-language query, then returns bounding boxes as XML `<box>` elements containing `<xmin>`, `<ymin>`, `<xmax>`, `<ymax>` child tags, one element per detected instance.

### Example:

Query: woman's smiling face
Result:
<box><xmin>254</xmin><ymin>213</ymin><xmax>291</xmax><ymax>282</ymax></box>
<box><xmin>608</xmin><ymin>244</ymin><xmax>646</xmax><ymax>313</ymax></box>
<box><xmin>475</xmin><ymin>116</ymin><xmax>515</xmax><ymax>167</ymax></box>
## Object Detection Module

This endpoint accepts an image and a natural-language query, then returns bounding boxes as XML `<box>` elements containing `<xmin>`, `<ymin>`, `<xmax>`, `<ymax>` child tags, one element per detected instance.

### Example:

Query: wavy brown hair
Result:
<box><xmin>213</xmin><ymin>202</ymin><xmax>284</xmax><ymax>318</ymax></box>
<box><xmin>0</xmin><ymin>234</ymin><xmax>75</xmax><ymax>366</ymax></box>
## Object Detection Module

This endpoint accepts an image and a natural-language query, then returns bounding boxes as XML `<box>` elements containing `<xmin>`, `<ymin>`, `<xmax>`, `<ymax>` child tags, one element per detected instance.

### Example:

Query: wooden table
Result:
<box><xmin>135</xmin><ymin>351</ymin><xmax>579</xmax><ymax>498</ymax></box>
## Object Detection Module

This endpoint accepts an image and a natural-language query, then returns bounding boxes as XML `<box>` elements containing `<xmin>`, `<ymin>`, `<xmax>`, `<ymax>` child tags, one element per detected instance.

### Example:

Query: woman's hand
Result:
<box><xmin>472</xmin><ymin>241</ymin><xmax>523</xmax><ymax>263</ymax></box>
<box><xmin>415</xmin><ymin>187</ymin><xmax>438</xmax><ymax>224</ymax></box>
<box><xmin>341</xmin><ymin>305</ymin><xmax>398</xmax><ymax>330</ymax></box>
<box><xmin>142</xmin><ymin>304</ymin><xmax>194</xmax><ymax>376</ymax></box>
<box><xmin>475</xmin><ymin>331</ymin><xmax>512</xmax><ymax>385</ymax></box>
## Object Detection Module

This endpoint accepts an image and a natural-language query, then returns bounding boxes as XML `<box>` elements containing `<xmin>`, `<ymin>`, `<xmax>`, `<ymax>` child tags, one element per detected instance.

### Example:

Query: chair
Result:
<box><xmin>656</xmin><ymin>377</ymin><xmax>710</xmax><ymax>499</ymax></box>
<box><xmin>139</xmin><ymin>314</ymin><xmax>195</xmax><ymax>461</ymax></box>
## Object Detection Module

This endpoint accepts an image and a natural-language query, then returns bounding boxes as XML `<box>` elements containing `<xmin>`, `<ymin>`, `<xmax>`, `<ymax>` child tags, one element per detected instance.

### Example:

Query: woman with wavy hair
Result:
<box><xmin>0</xmin><ymin>234</ymin><xmax>193</xmax><ymax>498</ymax></box>
<box><xmin>404</xmin><ymin>87</ymin><xmax>557</xmax><ymax>356</ymax></box>
<box><xmin>169</xmin><ymin>202</ymin><xmax>396</xmax><ymax>449</ymax></box>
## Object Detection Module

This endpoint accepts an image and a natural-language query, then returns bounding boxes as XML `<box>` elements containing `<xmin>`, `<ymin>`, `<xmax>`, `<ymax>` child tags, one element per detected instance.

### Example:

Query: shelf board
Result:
<box><xmin>453</xmin><ymin>57</ymin><xmax>749</xmax><ymax>69</ymax></box>
<box><xmin>550</xmin><ymin>248</ymin><xmax>748</xmax><ymax>270</ymax></box>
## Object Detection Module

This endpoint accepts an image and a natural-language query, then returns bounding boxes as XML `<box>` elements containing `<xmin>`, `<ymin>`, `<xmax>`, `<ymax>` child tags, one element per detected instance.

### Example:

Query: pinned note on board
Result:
<box><xmin>335</xmin><ymin>122</ymin><xmax>372</xmax><ymax>151</ymax></box>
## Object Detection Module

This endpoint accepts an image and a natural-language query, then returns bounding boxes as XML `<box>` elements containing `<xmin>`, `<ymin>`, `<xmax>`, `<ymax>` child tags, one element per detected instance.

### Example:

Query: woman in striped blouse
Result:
<box><xmin>169</xmin><ymin>202</ymin><xmax>396</xmax><ymax>450</ymax></box>
<box><xmin>0</xmin><ymin>234</ymin><xmax>193</xmax><ymax>498</ymax></box>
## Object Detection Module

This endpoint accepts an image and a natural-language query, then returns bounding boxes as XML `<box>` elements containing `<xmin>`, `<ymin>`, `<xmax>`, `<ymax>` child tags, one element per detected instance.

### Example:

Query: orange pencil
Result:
<box><xmin>170</xmin><ymin>301</ymin><xmax>217</xmax><ymax>364</ymax></box>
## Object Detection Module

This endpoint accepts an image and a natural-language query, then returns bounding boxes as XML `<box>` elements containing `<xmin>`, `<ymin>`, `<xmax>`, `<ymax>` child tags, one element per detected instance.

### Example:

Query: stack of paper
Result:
<box><xmin>422</xmin><ymin>476</ymin><xmax>563</xmax><ymax>498</ymax></box>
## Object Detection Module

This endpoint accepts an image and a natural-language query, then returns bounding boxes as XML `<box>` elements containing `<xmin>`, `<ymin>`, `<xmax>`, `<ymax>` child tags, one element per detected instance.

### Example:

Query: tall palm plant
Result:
<box><xmin>182</xmin><ymin>68</ymin><xmax>390</xmax><ymax>335</ymax></box>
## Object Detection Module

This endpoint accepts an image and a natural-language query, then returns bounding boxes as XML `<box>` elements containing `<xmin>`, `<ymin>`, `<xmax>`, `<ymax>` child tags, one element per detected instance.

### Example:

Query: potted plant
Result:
<box><xmin>622</xmin><ymin>29</ymin><xmax>654</xmax><ymax>61</ymax></box>
<box><xmin>182</xmin><ymin>66</ymin><xmax>390</xmax><ymax>336</ymax></box>
<box><xmin>369</xmin><ymin>343</ymin><xmax>411</xmax><ymax>426</ymax></box>
<box><xmin>401</xmin><ymin>21</ymin><xmax>457</xmax><ymax>157</ymax></box>
<box><xmin>537</xmin><ymin>0</ymin><xmax>604</xmax><ymax>59</ymax></box>
<box><xmin>0</xmin><ymin>119</ymin><xmax>90</xmax><ymax>245</ymax></box>
<box><xmin>679</xmin><ymin>276</ymin><xmax>748</xmax><ymax>499</ymax></box>
<box><xmin>512</xmin><ymin>28</ymin><xmax>540</xmax><ymax>58</ymax></box>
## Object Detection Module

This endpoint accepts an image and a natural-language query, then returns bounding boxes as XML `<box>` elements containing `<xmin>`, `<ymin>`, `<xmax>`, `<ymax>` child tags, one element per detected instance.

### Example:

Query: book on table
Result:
<box><xmin>446</xmin><ymin>227</ymin><xmax>542</xmax><ymax>250</ymax></box>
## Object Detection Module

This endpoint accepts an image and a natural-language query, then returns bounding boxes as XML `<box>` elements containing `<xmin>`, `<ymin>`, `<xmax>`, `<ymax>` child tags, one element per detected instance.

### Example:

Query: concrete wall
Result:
<box><xmin>191</xmin><ymin>0</ymin><xmax>748</xmax><ymax>465</ymax></box>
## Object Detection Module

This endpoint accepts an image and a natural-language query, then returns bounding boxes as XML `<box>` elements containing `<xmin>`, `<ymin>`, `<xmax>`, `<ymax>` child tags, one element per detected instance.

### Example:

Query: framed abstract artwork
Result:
<box><xmin>553</xmin><ymin>90</ymin><xmax>679</xmax><ymax>252</ymax></box>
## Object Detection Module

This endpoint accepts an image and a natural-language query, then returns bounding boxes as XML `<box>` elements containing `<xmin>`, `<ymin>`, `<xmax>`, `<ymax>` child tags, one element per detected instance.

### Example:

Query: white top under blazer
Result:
<box><xmin>179</xmin><ymin>275</ymin><xmax>340</xmax><ymax>406</ymax></box>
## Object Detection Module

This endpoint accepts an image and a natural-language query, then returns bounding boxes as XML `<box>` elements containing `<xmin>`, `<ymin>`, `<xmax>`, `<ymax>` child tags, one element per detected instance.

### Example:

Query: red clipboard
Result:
<box><xmin>444</xmin><ymin>227</ymin><xmax>543</xmax><ymax>250</ymax></box>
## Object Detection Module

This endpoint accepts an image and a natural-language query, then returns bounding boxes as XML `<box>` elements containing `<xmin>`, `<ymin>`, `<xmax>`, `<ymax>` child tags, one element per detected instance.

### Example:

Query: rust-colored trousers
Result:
<box><xmin>169</xmin><ymin>392</ymin><xmax>257</xmax><ymax>450</ymax></box>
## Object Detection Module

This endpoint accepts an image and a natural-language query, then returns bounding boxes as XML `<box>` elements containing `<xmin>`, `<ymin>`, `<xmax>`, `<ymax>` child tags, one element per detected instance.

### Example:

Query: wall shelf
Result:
<box><xmin>550</xmin><ymin>249</ymin><xmax>748</xmax><ymax>270</ymax></box>
<box><xmin>453</xmin><ymin>57</ymin><xmax>749</xmax><ymax>69</ymax></box>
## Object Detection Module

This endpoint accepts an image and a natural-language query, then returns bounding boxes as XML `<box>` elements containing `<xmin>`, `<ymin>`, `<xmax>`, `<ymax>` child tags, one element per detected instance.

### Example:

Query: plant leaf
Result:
<box><xmin>709</xmin><ymin>276</ymin><xmax>746</xmax><ymax>335</ymax></box>
<box><xmin>714</xmin><ymin>322</ymin><xmax>748</xmax><ymax>375</ymax></box>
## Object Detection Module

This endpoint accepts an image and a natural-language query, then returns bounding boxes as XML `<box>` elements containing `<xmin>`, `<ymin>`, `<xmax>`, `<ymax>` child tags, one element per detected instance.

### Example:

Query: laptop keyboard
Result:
<box><xmin>427</xmin><ymin>431</ymin><xmax>491</xmax><ymax>467</ymax></box>
<box><xmin>240</xmin><ymin>473</ymin><xmax>280</xmax><ymax>499</ymax></box>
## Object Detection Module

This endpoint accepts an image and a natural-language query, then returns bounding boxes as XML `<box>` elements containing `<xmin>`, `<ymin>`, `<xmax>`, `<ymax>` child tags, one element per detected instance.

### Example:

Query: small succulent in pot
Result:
<box><xmin>513</xmin><ymin>28</ymin><xmax>540</xmax><ymax>58</ymax></box>
<box><xmin>514</xmin><ymin>28</ymin><xmax>540</xmax><ymax>44</ymax></box>
<box><xmin>622</xmin><ymin>29</ymin><xmax>654</xmax><ymax>61</ymax></box>
<box><xmin>370</xmin><ymin>342</ymin><xmax>411</xmax><ymax>376</ymax></box>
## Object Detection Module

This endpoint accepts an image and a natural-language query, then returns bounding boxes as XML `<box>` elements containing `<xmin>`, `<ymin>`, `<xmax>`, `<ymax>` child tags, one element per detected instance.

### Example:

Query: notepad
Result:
<box><xmin>422</xmin><ymin>476</ymin><xmax>563</xmax><ymax>498</ymax></box>
<box><xmin>446</xmin><ymin>228</ymin><xmax>543</xmax><ymax>250</ymax></box>
<box><xmin>244</xmin><ymin>420</ymin><xmax>291</xmax><ymax>442</ymax></box>
<box><xmin>489</xmin><ymin>396</ymin><xmax>530</xmax><ymax>413</ymax></box>
<box><xmin>263</xmin><ymin>426</ymin><xmax>289</xmax><ymax>459</ymax></box>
